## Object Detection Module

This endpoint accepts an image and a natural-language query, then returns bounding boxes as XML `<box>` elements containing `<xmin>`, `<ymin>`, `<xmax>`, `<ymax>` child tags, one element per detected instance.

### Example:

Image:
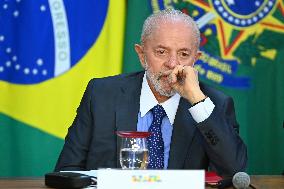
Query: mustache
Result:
<box><xmin>157</xmin><ymin>70</ymin><xmax>172</xmax><ymax>81</ymax></box>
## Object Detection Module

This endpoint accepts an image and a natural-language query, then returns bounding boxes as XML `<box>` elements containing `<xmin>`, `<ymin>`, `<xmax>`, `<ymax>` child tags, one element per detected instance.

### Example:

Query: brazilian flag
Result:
<box><xmin>0</xmin><ymin>1</ymin><xmax>125</xmax><ymax>176</ymax></box>
<box><xmin>123</xmin><ymin>0</ymin><xmax>284</xmax><ymax>174</ymax></box>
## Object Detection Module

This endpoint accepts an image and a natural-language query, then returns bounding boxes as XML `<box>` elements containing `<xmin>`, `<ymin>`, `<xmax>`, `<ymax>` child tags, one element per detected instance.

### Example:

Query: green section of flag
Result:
<box><xmin>215</xmin><ymin>29</ymin><xmax>284</xmax><ymax>174</ymax></box>
<box><xmin>122</xmin><ymin>0</ymin><xmax>151</xmax><ymax>73</ymax></box>
<box><xmin>0</xmin><ymin>113</ymin><xmax>64</xmax><ymax>177</ymax></box>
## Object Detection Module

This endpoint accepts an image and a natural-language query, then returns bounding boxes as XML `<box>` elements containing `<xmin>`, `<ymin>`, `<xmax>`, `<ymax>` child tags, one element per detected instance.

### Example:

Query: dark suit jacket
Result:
<box><xmin>55</xmin><ymin>71</ymin><xmax>247</xmax><ymax>176</ymax></box>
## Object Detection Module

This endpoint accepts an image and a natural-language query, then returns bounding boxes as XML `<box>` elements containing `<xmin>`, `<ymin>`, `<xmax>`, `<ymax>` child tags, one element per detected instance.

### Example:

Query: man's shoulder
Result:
<box><xmin>200</xmin><ymin>81</ymin><xmax>231</xmax><ymax>103</ymax></box>
<box><xmin>88</xmin><ymin>71</ymin><xmax>144</xmax><ymax>89</ymax></box>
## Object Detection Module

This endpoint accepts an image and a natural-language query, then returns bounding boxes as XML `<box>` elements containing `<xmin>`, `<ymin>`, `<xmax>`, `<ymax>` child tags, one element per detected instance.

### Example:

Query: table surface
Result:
<box><xmin>0</xmin><ymin>175</ymin><xmax>283</xmax><ymax>189</ymax></box>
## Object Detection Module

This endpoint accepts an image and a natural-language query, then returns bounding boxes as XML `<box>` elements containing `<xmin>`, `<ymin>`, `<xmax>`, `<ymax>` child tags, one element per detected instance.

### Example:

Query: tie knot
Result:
<box><xmin>152</xmin><ymin>105</ymin><xmax>166</xmax><ymax>120</ymax></box>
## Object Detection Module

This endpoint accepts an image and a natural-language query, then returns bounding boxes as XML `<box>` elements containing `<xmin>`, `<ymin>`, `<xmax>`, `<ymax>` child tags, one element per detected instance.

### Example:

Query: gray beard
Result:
<box><xmin>145</xmin><ymin>69</ymin><xmax>176</xmax><ymax>97</ymax></box>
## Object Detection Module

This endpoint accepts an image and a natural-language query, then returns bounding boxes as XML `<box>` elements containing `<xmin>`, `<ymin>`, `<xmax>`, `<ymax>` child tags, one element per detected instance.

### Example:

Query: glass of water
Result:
<box><xmin>117</xmin><ymin>131</ymin><xmax>150</xmax><ymax>170</ymax></box>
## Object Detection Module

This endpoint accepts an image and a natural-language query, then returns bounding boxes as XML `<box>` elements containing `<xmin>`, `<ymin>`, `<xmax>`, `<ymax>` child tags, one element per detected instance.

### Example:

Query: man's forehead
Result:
<box><xmin>143</xmin><ymin>19</ymin><xmax>193</xmax><ymax>39</ymax></box>
<box><xmin>142</xmin><ymin>19</ymin><xmax>198</xmax><ymax>49</ymax></box>
<box><xmin>150</xmin><ymin>21</ymin><xmax>194</xmax><ymax>38</ymax></box>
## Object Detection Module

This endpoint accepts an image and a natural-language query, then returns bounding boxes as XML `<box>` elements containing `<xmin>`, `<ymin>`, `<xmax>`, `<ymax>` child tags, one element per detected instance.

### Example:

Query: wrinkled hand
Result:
<box><xmin>165</xmin><ymin>65</ymin><xmax>206</xmax><ymax>105</ymax></box>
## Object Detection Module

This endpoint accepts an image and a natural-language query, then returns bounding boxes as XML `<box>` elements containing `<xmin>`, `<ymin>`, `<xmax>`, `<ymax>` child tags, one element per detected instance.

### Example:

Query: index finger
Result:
<box><xmin>169</xmin><ymin>65</ymin><xmax>184</xmax><ymax>83</ymax></box>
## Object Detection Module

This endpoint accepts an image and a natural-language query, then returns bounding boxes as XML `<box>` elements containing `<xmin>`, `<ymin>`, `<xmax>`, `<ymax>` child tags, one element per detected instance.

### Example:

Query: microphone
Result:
<box><xmin>232</xmin><ymin>172</ymin><xmax>251</xmax><ymax>189</ymax></box>
<box><xmin>217</xmin><ymin>172</ymin><xmax>256</xmax><ymax>189</ymax></box>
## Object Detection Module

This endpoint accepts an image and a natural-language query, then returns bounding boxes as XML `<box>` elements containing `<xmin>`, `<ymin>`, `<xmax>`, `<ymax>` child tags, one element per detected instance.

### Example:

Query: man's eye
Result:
<box><xmin>180</xmin><ymin>52</ymin><xmax>189</xmax><ymax>58</ymax></box>
<box><xmin>156</xmin><ymin>49</ymin><xmax>166</xmax><ymax>55</ymax></box>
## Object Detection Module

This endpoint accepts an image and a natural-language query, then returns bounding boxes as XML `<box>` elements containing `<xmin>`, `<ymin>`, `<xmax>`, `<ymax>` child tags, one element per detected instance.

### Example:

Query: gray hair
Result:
<box><xmin>141</xmin><ymin>9</ymin><xmax>200</xmax><ymax>49</ymax></box>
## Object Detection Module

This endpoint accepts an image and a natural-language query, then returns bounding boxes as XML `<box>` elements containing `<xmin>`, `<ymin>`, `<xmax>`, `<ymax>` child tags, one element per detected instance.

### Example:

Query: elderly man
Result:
<box><xmin>55</xmin><ymin>9</ymin><xmax>247</xmax><ymax>176</ymax></box>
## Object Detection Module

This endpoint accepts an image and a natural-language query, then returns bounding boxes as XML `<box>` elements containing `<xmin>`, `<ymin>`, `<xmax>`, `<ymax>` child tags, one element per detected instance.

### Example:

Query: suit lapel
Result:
<box><xmin>168</xmin><ymin>98</ymin><xmax>197</xmax><ymax>169</ymax></box>
<box><xmin>115</xmin><ymin>72</ymin><xmax>144</xmax><ymax>167</ymax></box>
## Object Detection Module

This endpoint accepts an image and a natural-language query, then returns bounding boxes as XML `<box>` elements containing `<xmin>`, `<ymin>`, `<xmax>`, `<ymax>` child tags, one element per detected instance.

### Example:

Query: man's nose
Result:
<box><xmin>164</xmin><ymin>55</ymin><xmax>179</xmax><ymax>69</ymax></box>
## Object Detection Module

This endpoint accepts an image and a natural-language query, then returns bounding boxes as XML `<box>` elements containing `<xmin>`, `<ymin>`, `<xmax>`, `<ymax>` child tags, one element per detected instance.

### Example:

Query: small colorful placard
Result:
<box><xmin>97</xmin><ymin>169</ymin><xmax>204</xmax><ymax>189</ymax></box>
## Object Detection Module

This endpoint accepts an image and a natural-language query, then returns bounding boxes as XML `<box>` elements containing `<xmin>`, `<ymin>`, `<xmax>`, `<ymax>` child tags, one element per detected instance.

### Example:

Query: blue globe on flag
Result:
<box><xmin>0</xmin><ymin>0</ymin><xmax>108</xmax><ymax>84</ymax></box>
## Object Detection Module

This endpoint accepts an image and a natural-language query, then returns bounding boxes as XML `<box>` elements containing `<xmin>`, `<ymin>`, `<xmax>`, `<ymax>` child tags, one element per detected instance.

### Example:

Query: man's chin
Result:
<box><xmin>161</xmin><ymin>82</ymin><xmax>173</xmax><ymax>92</ymax></box>
<box><xmin>147</xmin><ymin>73</ymin><xmax>176</xmax><ymax>97</ymax></box>
<box><xmin>158</xmin><ymin>89</ymin><xmax>176</xmax><ymax>97</ymax></box>
<box><xmin>158</xmin><ymin>84</ymin><xmax>176</xmax><ymax>97</ymax></box>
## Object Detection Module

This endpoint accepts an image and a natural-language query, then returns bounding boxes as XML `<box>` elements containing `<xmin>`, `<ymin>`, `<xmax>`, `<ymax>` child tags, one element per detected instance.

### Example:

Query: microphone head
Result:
<box><xmin>232</xmin><ymin>172</ymin><xmax>250</xmax><ymax>189</ymax></box>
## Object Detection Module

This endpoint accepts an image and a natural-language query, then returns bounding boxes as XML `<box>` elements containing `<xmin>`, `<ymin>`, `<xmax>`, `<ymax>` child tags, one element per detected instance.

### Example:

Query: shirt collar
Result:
<box><xmin>140</xmin><ymin>73</ymin><xmax>181</xmax><ymax>125</ymax></box>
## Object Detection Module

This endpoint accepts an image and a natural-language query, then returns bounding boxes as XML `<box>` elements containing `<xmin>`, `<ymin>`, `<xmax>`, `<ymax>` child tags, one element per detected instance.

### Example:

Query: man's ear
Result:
<box><xmin>195</xmin><ymin>51</ymin><xmax>202</xmax><ymax>60</ymax></box>
<box><xmin>191</xmin><ymin>50</ymin><xmax>202</xmax><ymax>66</ymax></box>
<box><xmin>134</xmin><ymin>44</ymin><xmax>146</xmax><ymax>68</ymax></box>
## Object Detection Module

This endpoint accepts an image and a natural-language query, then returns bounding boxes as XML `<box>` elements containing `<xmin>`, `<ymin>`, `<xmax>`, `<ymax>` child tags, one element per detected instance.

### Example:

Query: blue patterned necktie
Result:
<box><xmin>147</xmin><ymin>105</ymin><xmax>166</xmax><ymax>169</ymax></box>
